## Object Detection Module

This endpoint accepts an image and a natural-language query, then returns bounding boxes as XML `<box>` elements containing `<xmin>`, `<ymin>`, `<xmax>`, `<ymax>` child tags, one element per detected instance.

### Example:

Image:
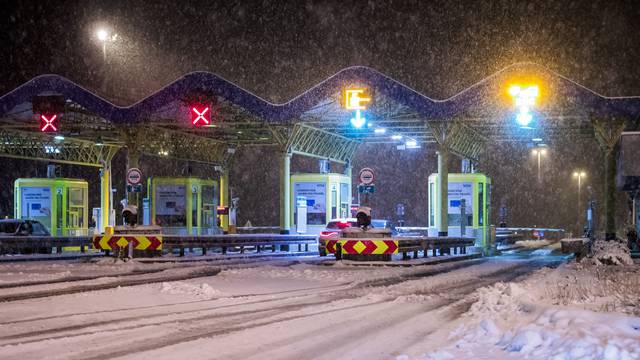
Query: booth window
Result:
<box><xmin>429</xmin><ymin>182</ymin><xmax>435</xmax><ymax>227</ymax></box>
<box><xmin>331</xmin><ymin>185</ymin><xmax>337</xmax><ymax>219</ymax></box>
<box><xmin>293</xmin><ymin>182</ymin><xmax>326</xmax><ymax>225</ymax></box>
<box><xmin>340</xmin><ymin>183</ymin><xmax>349</xmax><ymax>218</ymax></box>
<box><xmin>201</xmin><ymin>185</ymin><xmax>216</xmax><ymax>229</ymax></box>
<box><xmin>478</xmin><ymin>182</ymin><xmax>484</xmax><ymax>226</ymax></box>
<box><xmin>20</xmin><ymin>186</ymin><xmax>52</xmax><ymax>231</ymax></box>
<box><xmin>155</xmin><ymin>185</ymin><xmax>187</xmax><ymax>227</ymax></box>
<box><xmin>192</xmin><ymin>191</ymin><xmax>198</xmax><ymax>230</ymax></box>
<box><xmin>67</xmin><ymin>187</ymin><xmax>85</xmax><ymax>229</ymax></box>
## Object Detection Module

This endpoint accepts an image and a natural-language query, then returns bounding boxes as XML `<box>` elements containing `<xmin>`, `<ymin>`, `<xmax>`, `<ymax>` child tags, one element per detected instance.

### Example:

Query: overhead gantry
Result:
<box><xmin>0</xmin><ymin>63</ymin><xmax>639</xmax><ymax>241</ymax></box>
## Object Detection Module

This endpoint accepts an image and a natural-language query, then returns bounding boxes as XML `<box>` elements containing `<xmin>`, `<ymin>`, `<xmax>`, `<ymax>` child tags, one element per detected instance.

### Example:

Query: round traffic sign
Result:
<box><xmin>359</xmin><ymin>167</ymin><xmax>375</xmax><ymax>185</ymax></box>
<box><xmin>126</xmin><ymin>168</ymin><xmax>143</xmax><ymax>185</ymax></box>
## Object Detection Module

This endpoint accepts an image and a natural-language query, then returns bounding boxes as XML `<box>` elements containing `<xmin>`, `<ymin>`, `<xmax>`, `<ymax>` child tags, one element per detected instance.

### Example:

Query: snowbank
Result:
<box><xmin>160</xmin><ymin>281</ymin><xmax>227</xmax><ymax>299</ymax></box>
<box><xmin>583</xmin><ymin>240</ymin><xmax>634</xmax><ymax>266</ymax></box>
<box><xmin>410</xmin><ymin>261</ymin><xmax>640</xmax><ymax>359</ymax></box>
<box><xmin>515</xmin><ymin>239</ymin><xmax>554</xmax><ymax>249</ymax></box>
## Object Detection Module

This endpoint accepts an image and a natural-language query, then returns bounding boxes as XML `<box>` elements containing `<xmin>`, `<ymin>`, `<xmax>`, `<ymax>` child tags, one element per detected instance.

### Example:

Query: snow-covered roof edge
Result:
<box><xmin>1</xmin><ymin>63</ymin><xmax>639</xmax><ymax>123</ymax></box>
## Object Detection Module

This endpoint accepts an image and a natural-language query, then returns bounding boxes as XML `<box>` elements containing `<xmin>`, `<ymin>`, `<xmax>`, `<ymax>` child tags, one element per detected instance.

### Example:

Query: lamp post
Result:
<box><xmin>95</xmin><ymin>28</ymin><xmax>118</xmax><ymax>95</ymax></box>
<box><xmin>573</xmin><ymin>170</ymin><xmax>587</xmax><ymax>229</ymax></box>
<box><xmin>532</xmin><ymin>147</ymin><xmax>547</xmax><ymax>183</ymax></box>
<box><xmin>96</xmin><ymin>28</ymin><xmax>117</xmax><ymax>62</ymax></box>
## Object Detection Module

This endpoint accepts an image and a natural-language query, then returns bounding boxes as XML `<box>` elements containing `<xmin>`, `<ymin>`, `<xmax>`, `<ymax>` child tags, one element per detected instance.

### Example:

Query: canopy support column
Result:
<box><xmin>99</xmin><ymin>160</ymin><xmax>112</xmax><ymax>232</ymax></box>
<box><xmin>593</xmin><ymin>117</ymin><xmax>627</xmax><ymax>241</ymax></box>
<box><xmin>345</xmin><ymin>160</ymin><xmax>353</xmax><ymax>212</ymax></box>
<box><xmin>279</xmin><ymin>151</ymin><xmax>292</xmax><ymax>234</ymax></box>
<box><xmin>219</xmin><ymin>167</ymin><xmax>230</xmax><ymax>234</ymax></box>
<box><xmin>437</xmin><ymin>149</ymin><xmax>449</xmax><ymax>236</ymax></box>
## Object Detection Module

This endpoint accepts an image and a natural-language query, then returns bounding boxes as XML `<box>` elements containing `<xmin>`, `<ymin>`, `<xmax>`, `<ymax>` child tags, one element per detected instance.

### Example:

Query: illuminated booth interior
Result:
<box><xmin>14</xmin><ymin>178</ymin><xmax>89</xmax><ymax>236</ymax></box>
<box><xmin>147</xmin><ymin>177</ymin><xmax>219</xmax><ymax>235</ymax></box>
<box><xmin>290</xmin><ymin>173</ymin><xmax>351</xmax><ymax>234</ymax></box>
<box><xmin>427</xmin><ymin>173</ymin><xmax>491</xmax><ymax>247</ymax></box>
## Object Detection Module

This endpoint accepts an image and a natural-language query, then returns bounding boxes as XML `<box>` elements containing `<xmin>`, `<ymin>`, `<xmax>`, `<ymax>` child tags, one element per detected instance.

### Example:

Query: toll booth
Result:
<box><xmin>14</xmin><ymin>178</ymin><xmax>89</xmax><ymax>236</ymax></box>
<box><xmin>427</xmin><ymin>173</ymin><xmax>491</xmax><ymax>247</ymax></box>
<box><xmin>290</xmin><ymin>173</ymin><xmax>351</xmax><ymax>234</ymax></box>
<box><xmin>147</xmin><ymin>177</ymin><xmax>219</xmax><ymax>235</ymax></box>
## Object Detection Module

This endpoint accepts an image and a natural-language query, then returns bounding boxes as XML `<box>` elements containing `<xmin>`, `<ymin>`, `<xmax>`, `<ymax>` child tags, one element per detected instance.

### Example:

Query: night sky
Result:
<box><xmin>2</xmin><ymin>1</ymin><xmax>640</xmax><ymax>231</ymax></box>
<box><xmin>3</xmin><ymin>1</ymin><xmax>640</xmax><ymax>102</ymax></box>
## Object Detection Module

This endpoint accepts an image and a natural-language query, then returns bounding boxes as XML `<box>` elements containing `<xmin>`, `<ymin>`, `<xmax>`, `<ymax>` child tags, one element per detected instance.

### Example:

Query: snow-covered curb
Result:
<box><xmin>405</xmin><ymin>261</ymin><xmax>640</xmax><ymax>359</ymax></box>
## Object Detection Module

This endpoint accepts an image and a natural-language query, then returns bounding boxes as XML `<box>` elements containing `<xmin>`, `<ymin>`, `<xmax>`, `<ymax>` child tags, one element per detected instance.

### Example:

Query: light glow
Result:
<box><xmin>509</xmin><ymin>84</ymin><xmax>539</xmax><ymax>127</ymax></box>
<box><xmin>391</xmin><ymin>134</ymin><xmax>403</xmax><ymax>140</ymax></box>
<box><xmin>40</xmin><ymin>114</ymin><xmax>58</xmax><ymax>132</ymax></box>
<box><xmin>344</xmin><ymin>88</ymin><xmax>371</xmax><ymax>110</ymax></box>
<box><xmin>374</xmin><ymin>128</ymin><xmax>386</xmax><ymax>134</ymax></box>
<box><xmin>350</xmin><ymin>109</ymin><xmax>366</xmax><ymax>128</ymax></box>
<box><xmin>191</xmin><ymin>106</ymin><xmax>210</xmax><ymax>125</ymax></box>
<box><xmin>97</xmin><ymin>29</ymin><xmax>109</xmax><ymax>41</ymax></box>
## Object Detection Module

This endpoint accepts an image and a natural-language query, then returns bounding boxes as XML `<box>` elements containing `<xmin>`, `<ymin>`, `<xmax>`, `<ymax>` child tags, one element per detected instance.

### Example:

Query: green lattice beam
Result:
<box><xmin>131</xmin><ymin>126</ymin><xmax>234</xmax><ymax>165</ymax></box>
<box><xmin>286</xmin><ymin>124</ymin><xmax>360</xmax><ymax>164</ymax></box>
<box><xmin>0</xmin><ymin>129</ymin><xmax>120</xmax><ymax>167</ymax></box>
<box><xmin>429</xmin><ymin>120</ymin><xmax>486</xmax><ymax>161</ymax></box>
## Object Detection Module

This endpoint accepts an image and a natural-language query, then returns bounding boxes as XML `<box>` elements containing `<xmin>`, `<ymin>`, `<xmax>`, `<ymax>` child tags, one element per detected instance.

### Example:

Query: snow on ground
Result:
<box><xmin>514</xmin><ymin>239</ymin><xmax>556</xmax><ymax>249</ymax></box>
<box><xmin>1</xmin><ymin>248</ymin><xmax>638</xmax><ymax>360</ymax></box>
<box><xmin>583</xmin><ymin>239</ymin><xmax>635</xmax><ymax>266</ymax></box>
<box><xmin>403</xmin><ymin>249</ymin><xmax>640</xmax><ymax>360</ymax></box>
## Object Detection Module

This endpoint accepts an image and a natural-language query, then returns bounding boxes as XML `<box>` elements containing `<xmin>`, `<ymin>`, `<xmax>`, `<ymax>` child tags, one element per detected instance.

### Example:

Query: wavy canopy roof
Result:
<box><xmin>2</xmin><ymin>63</ymin><xmax>640</xmax><ymax>124</ymax></box>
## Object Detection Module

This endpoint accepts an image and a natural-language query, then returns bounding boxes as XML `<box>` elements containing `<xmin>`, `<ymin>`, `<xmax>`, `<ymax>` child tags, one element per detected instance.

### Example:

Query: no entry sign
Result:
<box><xmin>359</xmin><ymin>167</ymin><xmax>375</xmax><ymax>185</ymax></box>
<box><xmin>126</xmin><ymin>168</ymin><xmax>143</xmax><ymax>185</ymax></box>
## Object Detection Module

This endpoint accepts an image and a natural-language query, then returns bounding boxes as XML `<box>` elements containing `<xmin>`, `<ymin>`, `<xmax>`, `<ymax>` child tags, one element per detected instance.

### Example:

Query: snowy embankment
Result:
<box><xmin>406</xmin><ymin>240</ymin><xmax>640</xmax><ymax>360</ymax></box>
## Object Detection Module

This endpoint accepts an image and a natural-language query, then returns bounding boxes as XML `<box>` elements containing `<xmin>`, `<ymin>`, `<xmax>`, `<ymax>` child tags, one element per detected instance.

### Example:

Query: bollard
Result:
<box><xmin>222</xmin><ymin>246</ymin><xmax>227</xmax><ymax>254</ymax></box>
<box><xmin>202</xmin><ymin>247</ymin><xmax>207</xmax><ymax>256</ymax></box>
<box><xmin>240</xmin><ymin>246</ymin><xmax>245</xmax><ymax>254</ymax></box>
<box><xmin>257</xmin><ymin>245</ymin><xmax>261</xmax><ymax>253</ymax></box>
<box><xmin>305</xmin><ymin>244</ymin><xmax>309</xmax><ymax>252</ymax></box>
<box><xmin>413</xmin><ymin>250</ymin><xmax>418</xmax><ymax>259</ymax></box>
<box><xmin>335</xmin><ymin>242</ymin><xmax>342</xmax><ymax>260</ymax></box>
<box><xmin>179</xmin><ymin>247</ymin><xmax>185</xmax><ymax>257</ymax></box>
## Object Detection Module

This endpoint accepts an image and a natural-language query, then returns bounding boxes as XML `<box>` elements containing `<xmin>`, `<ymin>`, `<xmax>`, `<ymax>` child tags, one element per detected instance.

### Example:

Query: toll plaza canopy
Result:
<box><xmin>1</xmin><ymin>62</ymin><xmax>640</xmax><ymax>238</ymax></box>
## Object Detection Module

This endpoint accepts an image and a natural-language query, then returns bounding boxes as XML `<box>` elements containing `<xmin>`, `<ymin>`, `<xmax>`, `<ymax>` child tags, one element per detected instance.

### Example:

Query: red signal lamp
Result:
<box><xmin>191</xmin><ymin>105</ymin><xmax>210</xmax><ymax>126</ymax></box>
<box><xmin>40</xmin><ymin>114</ymin><xmax>59</xmax><ymax>132</ymax></box>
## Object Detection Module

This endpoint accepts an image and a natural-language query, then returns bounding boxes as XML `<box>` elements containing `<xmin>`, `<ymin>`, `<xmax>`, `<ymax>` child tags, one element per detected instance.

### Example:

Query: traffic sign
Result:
<box><xmin>359</xmin><ymin>167</ymin><xmax>375</xmax><ymax>185</ymax></box>
<box><xmin>358</xmin><ymin>184</ymin><xmax>375</xmax><ymax>194</ymax></box>
<box><xmin>126</xmin><ymin>168</ymin><xmax>143</xmax><ymax>185</ymax></box>
<box><xmin>127</xmin><ymin>184</ymin><xmax>142</xmax><ymax>193</ymax></box>
<box><xmin>325</xmin><ymin>239</ymin><xmax>398</xmax><ymax>255</ymax></box>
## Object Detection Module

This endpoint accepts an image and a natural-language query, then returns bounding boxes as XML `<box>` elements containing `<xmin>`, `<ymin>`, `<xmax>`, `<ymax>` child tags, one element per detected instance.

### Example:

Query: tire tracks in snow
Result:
<box><xmin>0</xmin><ymin>255</ymin><xmax>564</xmax><ymax>360</ymax></box>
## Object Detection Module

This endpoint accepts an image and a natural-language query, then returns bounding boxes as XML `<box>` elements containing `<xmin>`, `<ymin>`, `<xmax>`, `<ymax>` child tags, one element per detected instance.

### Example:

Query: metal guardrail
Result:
<box><xmin>321</xmin><ymin>235</ymin><xmax>476</xmax><ymax>260</ymax></box>
<box><xmin>394</xmin><ymin>236</ymin><xmax>475</xmax><ymax>259</ymax></box>
<box><xmin>0</xmin><ymin>236</ymin><xmax>93</xmax><ymax>253</ymax></box>
<box><xmin>0</xmin><ymin>234</ymin><xmax>318</xmax><ymax>256</ymax></box>
<box><xmin>163</xmin><ymin>234</ymin><xmax>318</xmax><ymax>256</ymax></box>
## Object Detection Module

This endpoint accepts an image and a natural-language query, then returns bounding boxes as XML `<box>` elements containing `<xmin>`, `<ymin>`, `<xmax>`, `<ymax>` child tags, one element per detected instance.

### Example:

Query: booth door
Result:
<box><xmin>201</xmin><ymin>185</ymin><xmax>217</xmax><ymax>234</ymax></box>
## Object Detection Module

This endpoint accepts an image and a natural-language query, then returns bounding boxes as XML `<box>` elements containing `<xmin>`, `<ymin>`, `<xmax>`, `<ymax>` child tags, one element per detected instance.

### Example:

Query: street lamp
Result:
<box><xmin>573</xmin><ymin>170</ymin><xmax>587</xmax><ymax>228</ymax></box>
<box><xmin>95</xmin><ymin>28</ymin><xmax>117</xmax><ymax>61</ymax></box>
<box><xmin>531</xmin><ymin>147</ymin><xmax>547</xmax><ymax>183</ymax></box>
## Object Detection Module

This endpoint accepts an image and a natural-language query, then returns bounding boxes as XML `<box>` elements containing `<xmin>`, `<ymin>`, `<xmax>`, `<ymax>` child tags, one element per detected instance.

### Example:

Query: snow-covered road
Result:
<box><xmin>0</xmin><ymin>250</ymin><xmax>568</xmax><ymax>359</ymax></box>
